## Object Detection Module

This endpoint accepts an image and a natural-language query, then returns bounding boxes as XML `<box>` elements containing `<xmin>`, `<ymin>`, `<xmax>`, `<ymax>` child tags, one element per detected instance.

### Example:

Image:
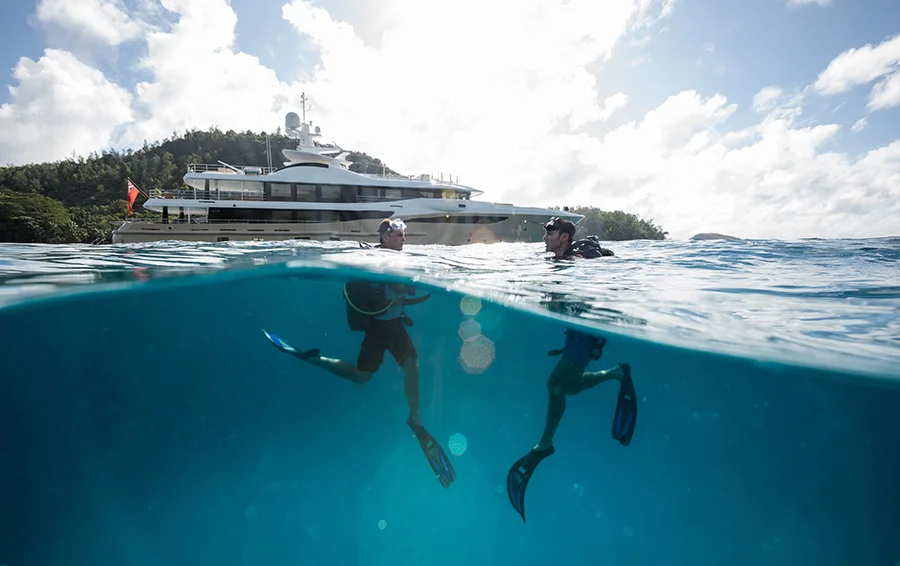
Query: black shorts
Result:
<box><xmin>357</xmin><ymin>318</ymin><xmax>417</xmax><ymax>373</ymax></box>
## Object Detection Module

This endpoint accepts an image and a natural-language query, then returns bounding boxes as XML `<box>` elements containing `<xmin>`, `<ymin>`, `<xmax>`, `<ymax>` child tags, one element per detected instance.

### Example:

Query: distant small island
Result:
<box><xmin>690</xmin><ymin>232</ymin><xmax>740</xmax><ymax>241</ymax></box>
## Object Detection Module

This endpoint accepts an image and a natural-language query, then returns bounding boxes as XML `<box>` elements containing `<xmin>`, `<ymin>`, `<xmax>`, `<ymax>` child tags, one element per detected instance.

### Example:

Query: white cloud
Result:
<box><xmin>813</xmin><ymin>34</ymin><xmax>900</xmax><ymax>97</ymax></box>
<box><xmin>851</xmin><ymin>117</ymin><xmax>868</xmax><ymax>132</ymax></box>
<box><xmin>36</xmin><ymin>0</ymin><xmax>144</xmax><ymax>46</ymax></box>
<box><xmin>123</xmin><ymin>0</ymin><xmax>298</xmax><ymax>146</ymax></box>
<box><xmin>559</xmin><ymin>92</ymin><xmax>900</xmax><ymax>239</ymax></box>
<box><xmin>597</xmin><ymin>94</ymin><xmax>630</xmax><ymax>122</ymax></box>
<box><xmin>868</xmin><ymin>70</ymin><xmax>900</xmax><ymax>110</ymax></box>
<box><xmin>753</xmin><ymin>86</ymin><xmax>783</xmax><ymax>112</ymax></box>
<box><xmin>751</xmin><ymin>86</ymin><xmax>805</xmax><ymax>122</ymax></box>
<box><xmin>0</xmin><ymin>49</ymin><xmax>133</xmax><ymax>165</ymax></box>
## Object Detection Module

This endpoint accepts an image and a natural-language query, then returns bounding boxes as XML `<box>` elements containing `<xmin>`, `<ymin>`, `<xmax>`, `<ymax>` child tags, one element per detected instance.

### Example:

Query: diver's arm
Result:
<box><xmin>402</xmin><ymin>286</ymin><xmax>430</xmax><ymax>305</ymax></box>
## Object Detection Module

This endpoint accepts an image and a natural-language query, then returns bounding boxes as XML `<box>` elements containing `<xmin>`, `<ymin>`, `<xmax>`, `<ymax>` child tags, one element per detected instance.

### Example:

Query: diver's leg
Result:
<box><xmin>391</xmin><ymin>324</ymin><xmax>422</xmax><ymax>425</ymax></box>
<box><xmin>534</xmin><ymin>364</ymin><xmax>570</xmax><ymax>451</ymax></box>
<box><xmin>401</xmin><ymin>357</ymin><xmax>422</xmax><ymax>426</ymax></box>
<box><xmin>567</xmin><ymin>364</ymin><xmax>625</xmax><ymax>395</ymax></box>
<box><xmin>296</xmin><ymin>328</ymin><xmax>383</xmax><ymax>384</ymax></box>
<box><xmin>305</xmin><ymin>355</ymin><xmax>373</xmax><ymax>384</ymax></box>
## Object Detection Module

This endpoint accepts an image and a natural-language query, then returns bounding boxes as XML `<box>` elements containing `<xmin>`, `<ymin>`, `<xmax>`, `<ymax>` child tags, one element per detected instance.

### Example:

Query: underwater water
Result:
<box><xmin>1</xmin><ymin>238</ymin><xmax>899</xmax><ymax>566</ymax></box>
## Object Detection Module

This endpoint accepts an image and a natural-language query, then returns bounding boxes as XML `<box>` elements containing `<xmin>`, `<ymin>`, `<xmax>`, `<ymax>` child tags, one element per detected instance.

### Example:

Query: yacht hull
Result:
<box><xmin>111</xmin><ymin>214</ymin><xmax>557</xmax><ymax>245</ymax></box>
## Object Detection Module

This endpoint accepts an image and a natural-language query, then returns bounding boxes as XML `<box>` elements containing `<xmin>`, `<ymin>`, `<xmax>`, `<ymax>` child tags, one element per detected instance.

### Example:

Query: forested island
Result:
<box><xmin>0</xmin><ymin>129</ymin><xmax>668</xmax><ymax>244</ymax></box>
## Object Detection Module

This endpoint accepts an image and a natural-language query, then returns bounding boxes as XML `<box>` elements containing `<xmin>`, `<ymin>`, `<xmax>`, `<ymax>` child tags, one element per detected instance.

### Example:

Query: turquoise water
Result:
<box><xmin>1</xmin><ymin>238</ymin><xmax>899</xmax><ymax>566</ymax></box>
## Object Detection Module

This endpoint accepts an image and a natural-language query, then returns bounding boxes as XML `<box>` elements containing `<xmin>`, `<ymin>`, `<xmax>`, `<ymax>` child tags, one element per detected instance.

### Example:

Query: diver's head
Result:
<box><xmin>377</xmin><ymin>218</ymin><xmax>407</xmax><ymax>251</ymax></box>
<box><xmin>543</xmin><ymin>216</ymin><xmax>576</xmax><ymax>256</ymax></box>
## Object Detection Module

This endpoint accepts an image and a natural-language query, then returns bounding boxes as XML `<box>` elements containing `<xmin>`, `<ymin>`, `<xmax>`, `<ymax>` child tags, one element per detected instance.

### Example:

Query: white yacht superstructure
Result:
<box><xmin>111</xmin><ymin>98</ymin><xmax>582</xmax><ymax>245</ymax></box>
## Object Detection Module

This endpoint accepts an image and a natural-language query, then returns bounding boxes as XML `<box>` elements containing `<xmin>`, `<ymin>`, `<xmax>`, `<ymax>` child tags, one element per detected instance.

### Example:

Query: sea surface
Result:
<box><xmin>1</xmin><ymin>237</ymin><xmax>899</xmax><ymax>566</ymax></box>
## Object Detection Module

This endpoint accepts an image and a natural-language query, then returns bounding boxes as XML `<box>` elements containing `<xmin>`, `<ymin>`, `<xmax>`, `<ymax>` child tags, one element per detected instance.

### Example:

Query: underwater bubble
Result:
<box><xmin>448</xmin><ymin>433</ymin><xmax>468</xmax><ymax>456</ymax></box>
<box><xmin>458</xmin><ymin>319</ymin><xmax>482</xmax><ymax>342</ymax></box>
<box><xmin>459</xmin><ymin>335</ymin><xmax>496</xmax><ymax>374</ymax></box>
<box><xmin>378</xmin><ymin>519</ymin><xmax>387</xmax><ymax>530</ymax></box>
<box><xmin>460</xmin><ymin>295</ymin><xmax>482</xmax><ymax>317</ymax></box>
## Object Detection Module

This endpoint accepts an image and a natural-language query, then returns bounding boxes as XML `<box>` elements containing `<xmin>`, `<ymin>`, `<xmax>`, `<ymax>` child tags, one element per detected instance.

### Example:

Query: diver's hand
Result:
<box><xmin>402</xmin><ymin>291</ymin><xmax>430</xmax><ymax>305</ymax></box>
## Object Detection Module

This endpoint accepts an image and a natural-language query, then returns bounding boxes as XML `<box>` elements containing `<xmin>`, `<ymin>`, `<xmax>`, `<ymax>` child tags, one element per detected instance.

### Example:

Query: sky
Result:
<box><xmin>0</xmin><ymin>0</ymin><xmax>899</xmax><ymax>240</ymax></box>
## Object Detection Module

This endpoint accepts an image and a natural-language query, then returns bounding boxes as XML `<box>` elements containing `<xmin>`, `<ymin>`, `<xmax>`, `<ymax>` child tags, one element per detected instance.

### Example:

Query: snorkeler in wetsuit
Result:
<box><xmin>262</xmin><ymin>219</ymin><xmax>456</xmax><ymax>489</ymax></box>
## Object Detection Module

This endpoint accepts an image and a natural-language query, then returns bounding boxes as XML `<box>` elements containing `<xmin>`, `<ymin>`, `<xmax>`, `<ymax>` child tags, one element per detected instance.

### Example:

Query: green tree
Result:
<box><xmin>0</xmin><ymin>190</ymin><xmax>82</xmax><ymax>243</ymax></box>
<box><xmin>555</xmin><ymin>206</ymin><xmax>668</xmax><ymax>240</ymax></box>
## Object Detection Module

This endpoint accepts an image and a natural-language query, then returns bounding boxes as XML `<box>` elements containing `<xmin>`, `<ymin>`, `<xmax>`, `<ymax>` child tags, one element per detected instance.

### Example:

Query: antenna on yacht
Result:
<box><xmin>301</xmin><ymin>92</ymin><xmax>310</xmax><ymax>124</ymax></box>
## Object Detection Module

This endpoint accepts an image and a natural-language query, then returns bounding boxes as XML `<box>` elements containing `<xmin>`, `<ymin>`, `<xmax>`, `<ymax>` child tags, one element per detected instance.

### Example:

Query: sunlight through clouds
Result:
<box><xmin>280</xmin><ymin>0</ymin><xmax>652</xmax><ymax>202</ymax></box>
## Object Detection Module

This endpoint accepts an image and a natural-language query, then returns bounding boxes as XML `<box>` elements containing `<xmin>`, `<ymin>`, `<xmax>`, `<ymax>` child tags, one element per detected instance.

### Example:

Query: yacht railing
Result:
<box><xmin>148</xmin><ymin>189</ymin><xmax>264</xmax><ymax>201</ymax></box>
<box><xmin>145</xmin><ymin>189</ymin><xmax>408</xmax><ymax>203</ymax></box>
<box><xmin>360</xmin><ymin>172</ymin><xmax>461</xmax><ymax>186</ymax></box>
<box><xmin>117</xmin><ymin>218</ymin><xmax>322</xmax><ymax>225</ymax></box>
<box><xmin>186</xmin><ymin>163</ymin><xmax>277</xmax><ymax>175</ymax></box>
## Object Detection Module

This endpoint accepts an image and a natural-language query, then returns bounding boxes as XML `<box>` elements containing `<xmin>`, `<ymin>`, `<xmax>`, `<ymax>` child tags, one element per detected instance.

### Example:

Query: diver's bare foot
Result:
<box><xmin>608</xmin><ymin>365</ymin><xmax>626</xmax><ymax>382</ymax></box>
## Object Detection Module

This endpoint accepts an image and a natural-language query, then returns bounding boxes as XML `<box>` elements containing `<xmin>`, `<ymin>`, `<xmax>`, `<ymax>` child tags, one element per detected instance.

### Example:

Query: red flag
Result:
<box><xmin>127</xmin><ymin>179</ymin><xmax>139</xmax><ymax>215</ymax></box>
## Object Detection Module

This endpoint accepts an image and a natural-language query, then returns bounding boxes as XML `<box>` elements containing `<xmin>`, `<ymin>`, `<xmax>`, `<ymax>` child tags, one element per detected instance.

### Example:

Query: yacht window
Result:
<box><xmin>320</xmin><ymin>185</ymin><xmax>341</xmax><ymax>202</ymax></box>
<box><xmin>213</xmin><ymin>179</ymin><xmax>241</xmax><ymax>192</ymax></box>
<box><xmin>296</xmin><ymin>210</ymin><xmax>319</xmax><ymax>222</ymax></box>
<box><xmin>296</xmin><ymin>185</ymin><xmax>316</xmax><ymax>202</ymax></box>
<box><xmin>340</xmin><ymin>186</ymin><xmax>358</xmax><ymax>203</ymax></box>
<box><xmin>359</xmin><ymin>187</ymin><xmax>379</xmax><ymax>202</ymax></box>
<box><xmin>209</xmin><ymin>207</ymin><xmax>392</xmax><ymax>222</ymax></box>
<box><xmin>242</xmin><ymin>182</ymin><xmax>264</xmax><ymax>200</ymax></box>
<box><xmin>384</xmin><ymin>189</ymin><xmax>402</xmax><ymax>200</ymax></box>
<box><xmin>340</xmin><ymin>210</ymin><xmax>394</xmax><ymax>221</ymax></box>
<box><xmin>405</xmin><ymin>215</ymin><xmax>508</xmax><ymax>224</ymax></box>
<box><xmin>269</xmin><ymin>184</ymin><xmax>291</xmax><ymax>200</ymax></box>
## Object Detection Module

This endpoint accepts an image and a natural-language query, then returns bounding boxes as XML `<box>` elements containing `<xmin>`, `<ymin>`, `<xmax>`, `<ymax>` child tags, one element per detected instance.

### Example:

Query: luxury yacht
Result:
<box><xmin>111</xmin><ymin>101</ymin><xmax>582</xmax><ymax>245</ymax></box>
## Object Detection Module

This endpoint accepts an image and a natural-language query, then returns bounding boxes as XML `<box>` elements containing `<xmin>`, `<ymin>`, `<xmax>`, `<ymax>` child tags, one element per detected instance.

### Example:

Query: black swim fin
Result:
<box><xmin>407</xmin><ymin>419</ymin><xmax>456</xmax><ymax>489</ymax></box>
<box><xmin>611</xmin><ymin>363</ymin><xmax>637</xmax><ymax>446</ymax></box>
<box><xmin>506</xmin><ymin>446</ymin><xmax>555</xmax><ymax>523</ymax></box>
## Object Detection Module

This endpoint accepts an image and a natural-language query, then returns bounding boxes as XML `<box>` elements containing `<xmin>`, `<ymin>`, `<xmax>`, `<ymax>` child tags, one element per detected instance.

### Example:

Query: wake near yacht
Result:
<box><xmin>112</xmin><ymin>98</ymin><xmax>582</xmax><ymax>245</ymax></box>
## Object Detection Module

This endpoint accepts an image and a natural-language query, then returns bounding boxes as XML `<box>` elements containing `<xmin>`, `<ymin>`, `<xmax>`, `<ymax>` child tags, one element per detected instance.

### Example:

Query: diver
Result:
<box><xmin>506</xmin><ymin>222</ymin><xmax>637</xmax><ymax>522</ymax></box>
<box><xmin>261</xmin><ymin>219</ymin><xmax>456</xmax><ymax>489</ymax></box>
<box><xmin>542</xmin><ymin>216</ymin><xmax>615</xmax><ymax>259</ymax></box>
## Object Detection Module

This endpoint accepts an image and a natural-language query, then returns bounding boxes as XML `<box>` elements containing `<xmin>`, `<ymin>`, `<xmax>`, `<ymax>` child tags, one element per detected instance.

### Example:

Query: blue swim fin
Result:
<box><xmin>506</xmin><ymin>446</ymin><xmax>555</xmax><ymax>523</ymax></box>
<box><xmin>407</xmin><ymin>419</ymin><xmax>456</xmax><ymax>489</ymax></box>
<box><xmin>261</xmin><ymin>329</ymin><xmax>319</xmax><ymax>360</ymax></box>
<box><xmin>611</xmin><ymin>363</ymin><xmax>637</xmax><ymax>446</ymax></box>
